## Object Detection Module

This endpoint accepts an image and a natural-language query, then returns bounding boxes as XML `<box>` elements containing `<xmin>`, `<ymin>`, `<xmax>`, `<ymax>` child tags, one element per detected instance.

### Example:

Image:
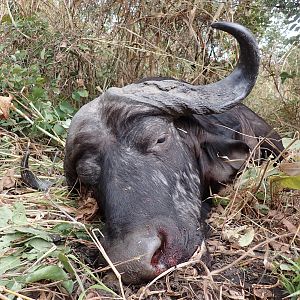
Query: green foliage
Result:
<box><xmin>280</xmin><ymin>71</ymin><xmax>298</xmax><ymax>84</ymax></box>
<box><xmin>278</xmin><ymin>256</ymin><xmax>300</xmax><ymax>299</ymax></box>
<box><xmin>0</xmin><ymin>15</ymin><xmax>79</xmax><ymax>142</ymax></box>
<box><xmin>271</xmin><ymin>175</ymin><xmax>300</xmax><ymax>189</ymax></box>
<box><xmin>270</xmin><ymin>137</ymin><xmax>300</xmax><ymax>190</ymax></box>
<box><xmin>25</xmin><ymin>265</ymin><xmax>73</xmax><ymax>293</ymax></box>
<box><xmin>0</xmin><ymin>200</ymin><xmax>113</xmax><ymax>297</ymax></box>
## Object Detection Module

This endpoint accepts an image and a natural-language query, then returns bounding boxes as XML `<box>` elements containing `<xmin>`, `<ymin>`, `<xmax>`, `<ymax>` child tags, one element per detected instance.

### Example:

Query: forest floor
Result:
<box><xmin>0</xmin><ymin>128</ymin><xmax>299</xmax><ymax>300</ymax></box>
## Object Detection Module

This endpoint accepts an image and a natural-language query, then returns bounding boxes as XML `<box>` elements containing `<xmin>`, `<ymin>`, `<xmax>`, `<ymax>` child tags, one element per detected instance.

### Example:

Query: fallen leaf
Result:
<box><xmin>271</xmin><ymin>174</ymin><xmax>300</xmax><ymax>190</ymax></box>
<box><xmin>238</xmin><ymin>227</ymin><xmax>255</xmax><ymax>247</ymax></box>
<box><xmin>282</xmin><ymin>138</ymin><xmax>300</xmax><ymax>151</ymax></box>
<box><xmin>222</xmin><ymin>225</ymin><xmax>247</xmax><ymax>241</ymax></box>
<box><xmin>0</xmin><ymin>169</ymin><xmax>16</xmax><ymax>192</ymax></box>
<box><xmin>281</xmin><ymin>218</ymin><xmax>300</xmax><ymax>238</ymax></box>
<box><xmin>76</xmin><ymin>197</ymin><xmax>98</xmax><ymax>221</ymax></box>
<box><xmin>269</xmin><ymin>241</ymin><xmax>284</xmax><ymax>251</ymax></box>
<box><xmin>0</xmin><ymin>255</ymin><xmax>22</xmax><ymax>275</ymax></box>
<box><xmin>227</xmin><ymin>288</ymin><xmax>244</xmax><ymax>298</ymax></box>
<box><xmin>60</xmin><ymin>41</ymin><xmax>67</xmax><ymax>48</ymax></box>
<box><xmin>207</xmin><ymin>240</ymin><xmax>226</xmax><ymax>252</ymax></box>
<box><xmin>86</xmin><ymin>292</ymin><xmax>103</xmax><ymax>300</ymax></box>
<box><xmin>280</xmin><ymin>162</ymin><xmax>300</xmax><ymax>176</ymax></box>
<box><xmin>268</xmin><ymin>210</ymin><xmax>284</xmax><ymax>219</ymax></box>
<box><xmin>269</xmin><ymin>241</ymin><xmax>290</xmax><ymax>255</ymax></box>
<box><xmin>253</xmin><ymin>287</ymin><xmax>273</xmax><ymax>299</ymax></box>
<box><xmin>0</xmin><ymin>94</ymin><xmax>13</xmax><ymax>119</ymax></box>
<box><xmin>25</xmin><ymin>265</ymin><xmax>68</xmax><ymax>283</ymax></box>
<box><xmin>57</xmin><ymin>204</ymin><xmax>77</xmax><ymax>214</ymax></box>
<box><xmin>268</xmin><ymin>210</ymin><xmax>278</xmax><ymax>217</ymax></box>
<box><xmin>37</xmin><ymin>291</ymin><xmax>49</xmax><ymax>300</ymax></box>
<box><xmin>263</xmin><ymin>259</ymin><xmax>275</xmax><ymax>271</ymax></box>
<box><xmin>0</xmin><ymin>205</ymin><xmax>13</xmax><ymax>227</ymax></box>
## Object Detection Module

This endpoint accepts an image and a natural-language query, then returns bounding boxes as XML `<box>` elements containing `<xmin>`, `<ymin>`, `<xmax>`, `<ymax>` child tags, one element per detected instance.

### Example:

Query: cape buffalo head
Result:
<box><xmin>25</xmin><ymin>22</ymin><xmax>262</xmax><ymax>284</ymax></box>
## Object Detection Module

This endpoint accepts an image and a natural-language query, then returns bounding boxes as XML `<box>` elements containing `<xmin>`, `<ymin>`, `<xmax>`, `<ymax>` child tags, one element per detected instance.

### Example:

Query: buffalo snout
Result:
<box><xmin>100</xmin><ymin>218</ymin><xmax>196</xmax><ymax>284</ymax></box>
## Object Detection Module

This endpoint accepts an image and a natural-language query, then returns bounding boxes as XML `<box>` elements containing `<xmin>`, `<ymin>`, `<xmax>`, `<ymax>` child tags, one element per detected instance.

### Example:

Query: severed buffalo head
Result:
<box><xmin>24</xmin><ymin>22</ymin><xmax>283</xmax><ymax>284</ymax></box>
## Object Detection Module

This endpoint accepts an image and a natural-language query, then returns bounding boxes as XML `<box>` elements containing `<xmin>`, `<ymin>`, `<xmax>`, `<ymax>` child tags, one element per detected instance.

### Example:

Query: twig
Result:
<box><xmin>291</xmin><ymin>223</ymin><xmax>300</xmax><ymax>245</ymax></box>
<box><xmin>0</xmin><ymin>286</ymin><xmax>35</xmax><ymax>300</ymax></box>
<box><xmin>0</xmin><ymin>294</ymin><xmax>9</xmax><ymax>300</ymax></box>
<box><xmin>209</xmin><ymin>232</ymin><xmax>293</xmax><ymax>276</ymax></box>
<box><xmin>63</xmin><ymin>0</ymin><xmax>74</xmax><ymax>30</ymax></box>
<box><xmin>92</xmin><ymin>229</ymin><xmax>126</xmax><ymax>300</ymax></box>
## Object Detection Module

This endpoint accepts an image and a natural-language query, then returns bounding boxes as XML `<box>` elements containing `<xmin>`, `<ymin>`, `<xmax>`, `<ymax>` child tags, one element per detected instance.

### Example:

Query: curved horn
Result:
<box><xmin>21</xmin><ymin>151</ymin><xmax>53</xmax><ymax>191</ymax></box>
<box><xmin>103</xmin><ymin>22</ymin><xmax>260</xmax><ymax>115</ymax></box>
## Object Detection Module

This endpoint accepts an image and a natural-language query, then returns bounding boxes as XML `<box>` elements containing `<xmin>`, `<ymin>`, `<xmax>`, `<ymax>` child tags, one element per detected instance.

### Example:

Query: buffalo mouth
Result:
<box><xmin>99</xmin><ymin>221</ymin><xmax>205</xmax><ymax>284</ymax></box>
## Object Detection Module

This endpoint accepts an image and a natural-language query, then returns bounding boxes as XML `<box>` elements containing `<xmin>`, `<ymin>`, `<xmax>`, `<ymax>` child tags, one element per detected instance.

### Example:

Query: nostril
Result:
<box><xmin>150</xmin><ymin>230</ymin><xmax>167</xmax><ymax>268</ymax></box>
<box><xmin>151</xmin><ymin>247</ymin><xmax>163</xmax><ymax>266</ymax></box>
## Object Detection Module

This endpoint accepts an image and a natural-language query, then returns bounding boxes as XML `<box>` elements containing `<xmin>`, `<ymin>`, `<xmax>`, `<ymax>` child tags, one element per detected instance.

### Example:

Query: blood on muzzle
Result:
<box><xmin>102</xmin><ymin>225</ymin><xmax>184</xmax><ymax>284</ymax></box>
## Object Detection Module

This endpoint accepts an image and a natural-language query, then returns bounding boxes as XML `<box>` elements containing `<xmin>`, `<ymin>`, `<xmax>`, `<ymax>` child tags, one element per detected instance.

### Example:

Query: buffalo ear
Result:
<box><xmin>201</xmin><ymin>138</ymin><xmax>250</xmax><ymax>184</ymax></box>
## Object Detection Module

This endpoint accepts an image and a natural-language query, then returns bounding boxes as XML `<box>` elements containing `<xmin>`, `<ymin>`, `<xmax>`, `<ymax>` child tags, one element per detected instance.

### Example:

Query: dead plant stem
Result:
<box><xmin>0</xmin><ymin>286</ymin><xmax>35</xmax><ymax>300</ymax></box>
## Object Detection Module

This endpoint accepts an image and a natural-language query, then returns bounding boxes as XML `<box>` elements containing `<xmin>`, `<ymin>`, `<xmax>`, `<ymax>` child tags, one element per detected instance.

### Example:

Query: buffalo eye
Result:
<box><xmin>156</xmin><ymin>136</ymin><xmax>166</xmax><ymax>144</ymax></box>
<box><xmin>148</xmin><ymin>133</ymin><xmax>169</xmax><ymax>152</ymax></box>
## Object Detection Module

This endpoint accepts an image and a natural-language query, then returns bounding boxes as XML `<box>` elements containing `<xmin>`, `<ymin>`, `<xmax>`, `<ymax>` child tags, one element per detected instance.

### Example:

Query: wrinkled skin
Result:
<box><xmin>64</xmin><ymin>98</ymin><xmax>283</xmax><ymax>284</ymax></box>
